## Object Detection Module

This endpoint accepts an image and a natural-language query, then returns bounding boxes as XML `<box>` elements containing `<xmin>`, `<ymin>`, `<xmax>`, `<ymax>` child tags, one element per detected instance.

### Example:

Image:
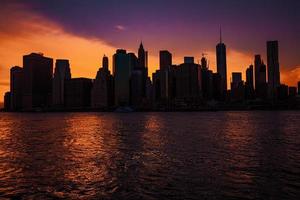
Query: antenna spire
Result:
<box><xmin>219</xmin><ymin>26</ymin><xmax>222</xmax><ymax>43</ymax></box>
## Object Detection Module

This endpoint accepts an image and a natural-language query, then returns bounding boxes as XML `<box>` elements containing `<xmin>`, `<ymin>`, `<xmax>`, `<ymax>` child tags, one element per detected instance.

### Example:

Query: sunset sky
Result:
<box><xmin>0</xmin><ymin>0</ymin><xmax>299</xmax><ymax>102</ymax></box>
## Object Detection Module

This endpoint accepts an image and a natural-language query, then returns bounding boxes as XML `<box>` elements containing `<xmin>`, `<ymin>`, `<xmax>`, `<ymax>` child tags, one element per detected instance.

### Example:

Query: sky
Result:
<box><xmin>0</xmin><ymin>0</ymin><xmax>299</xmax><ymax>102</ymax></box>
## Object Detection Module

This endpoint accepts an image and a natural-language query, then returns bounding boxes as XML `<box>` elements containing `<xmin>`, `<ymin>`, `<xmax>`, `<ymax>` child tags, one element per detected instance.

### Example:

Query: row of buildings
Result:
<box><xmin>3</xmin><ymin>39</ymin><xmax>300</xmax><ymax>111</ymax></box>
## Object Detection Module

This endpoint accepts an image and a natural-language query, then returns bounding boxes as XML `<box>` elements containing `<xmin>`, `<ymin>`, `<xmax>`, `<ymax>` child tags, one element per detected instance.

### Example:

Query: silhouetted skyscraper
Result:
<box><xmin>103</xmin><ymin>55</ymin><xmax>109</xmax><ymax>71</ymax></box>
<box><xmin>246</xmin><ymin>65</ymin><xmax>254</xmax><ymax>89</ymax></box>
<box><xmin>245</xmin><ymin>65</ymin><xmax>255</xmax><ymax>99</ymax></box>
<box><xmin>130</xmin><ymin>70</ymin><xmax>144</xmax><ymax>106</ymax></box>
<box><xmin>160</xmin><ymin>50</ymin><xmax>172</xmax><ymax>71</ymax></box>
<box><xmin>298</xmin><ymin>81</ymin><xmax>300</xmax><ymax>95</ymax></box>
<box><xmin>175</xmin><ymin>58</ymin><xmax>200</xmax><ymax>100</ymax></box>
<box><xmin>136</xmin><ymin>43</ymin><xmax>149</xmax><ymax>98</ymax></box>
<box><xmin>129</xmin><ymin>52</ymin><xmax>144</xmax><ymax>106</ymax></box>
<box><xmin>277</xmin><ymin>84</ymin><xmax>288</xmax><ymax>100</ymax></box>
<box><xmin>4</xmin><ymin>92</ymin><xmax>11</xmax><ymax>111</ymax></box>
<box><xmin>254</xmin><ymin>54</ymin><xmax>267</xmax><ymax>100</ymax></box>
<box><xmin>138</xmin><ymin>42</ymin><xmax>146</xmax><ymax>69</ymax></box>
<box><xmin>91</xmin><ymin>55</ymin><xmax>114</xmax><ymax>108</ymax></box>
<box><xmin>152</xmin><ymin>70</ymin><xmax>161</xmax><ymax>102</ymax></box>
<box><xmin>212</xmin><ymin>73</ymin><xmax>222</xmax><ymax>100</ymax></box>
<box><xmin>53</xmin><ymin>59</ymin><xmax>71</xmax><ymax>107</ymax></box>
<box><xmin>113</xmin><ymin>49</ymin><xmax>132</xmax><ymax>106</ymax></box>
<box><xmin>22</xmin><ymin>53</ymin><xmax>53</xmax><ymax>110</ymax></box>
<box><xmin>155</xmin><ymin>50</ymin><xmax>173</xmax><ymax>102</ymax></box>
<box><xmin>216</xmin><ymin>30</ymin><xmax>227</xmax><ymax>95</ymax></box>
<box><xmin>65</xmin><ymin>78</ymin><xmax>92</xmax><ymax>108</ymax></box>
<box><xmin>231</xmin><ymin>72</ymin><xmax>244</xmax><ymax>102</ymax></box>
<box><xmin>267</xmin><ymin>41</ymin><xmax>280</xmax><ymax>98</ymax></box>
<box><xmin>254</xmin><ymin>55</ymin><xmax>262</xmax><ymax>89</ymax></box>
<box><xmin>231</xmin><ymin>73</ymin><xmax>242</xmax><ymax>87</ymax></box>
<box><xmin>201</xmin><ymin>56</ymin><xmax>213</xmax><ymax>100</ymax></box>
<box><xmin>10</xmin><ymin>66</ymin><xmax>23</xmax><ymax>111</ymax></box>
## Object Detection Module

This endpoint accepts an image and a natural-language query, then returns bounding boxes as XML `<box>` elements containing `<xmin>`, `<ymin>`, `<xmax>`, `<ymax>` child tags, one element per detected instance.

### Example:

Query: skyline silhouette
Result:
<box><xmin>3</xmin><ymin>38</ymin><xmax>300</xmax><ymax>111</ymax></box>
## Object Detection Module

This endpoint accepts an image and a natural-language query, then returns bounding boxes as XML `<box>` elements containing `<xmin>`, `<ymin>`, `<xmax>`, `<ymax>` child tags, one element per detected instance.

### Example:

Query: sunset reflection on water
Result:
<box><xmin>0</xmin><ymin>112</ymin><xmax>299</xmax><ymax>199</ymax></box>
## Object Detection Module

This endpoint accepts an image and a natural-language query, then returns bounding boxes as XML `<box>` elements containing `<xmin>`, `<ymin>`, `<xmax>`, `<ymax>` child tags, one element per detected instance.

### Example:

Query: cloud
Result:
<box><xmin>281</xmin><ymin>66</ymin><xmax>300</xmax><ymax>87</ymax></box>
<box><xmin>115</xmin><ymin>25</ymin><xmax>126</xmax><ymax>31</ymax></box>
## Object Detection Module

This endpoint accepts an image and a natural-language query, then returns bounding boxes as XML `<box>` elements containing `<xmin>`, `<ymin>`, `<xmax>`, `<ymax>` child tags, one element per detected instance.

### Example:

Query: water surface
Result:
<box><xmin>0</xmin><ymin>111</ymin><xmax>299</xmax><ymax>199</ymax></box>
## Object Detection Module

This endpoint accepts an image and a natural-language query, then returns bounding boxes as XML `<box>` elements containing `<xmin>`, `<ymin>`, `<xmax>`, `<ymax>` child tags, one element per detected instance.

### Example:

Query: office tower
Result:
<box><xmin>130</xmin><ymin>70</ymin><xmax>144</xmax><ymax>106</ymax></box>
<box><xmin>91</xmin><ymin>55</ymin><xmax>114</xmax><ymax>109</ymax></box>
<box><xmin>200</xmin><ymin>56</ymin><xmax>213</xmax><ymax>100</ymax></box>
<box><xmin>246</xmin><ymin>65</ymin><xmax>254</xmax><ymax>89</ymax></box>
<box><xmin>22</xmin><ymin>53</ymin><xmax>53</xmax><ymax>110</ymax></box>
<box><xmin>4</xmin><ymin>92</ymin><xmax>11</xmax><ymax>111</ymax></box>
<box><xmin>103</xmin><ymin>55</ymin><xmax>109</xmax><ymax>71</ymax></box>
<box><xmin>136</xmin><ymin>43</ymin><xmax>148</xmax><ymax>98</ymax></box>
<box><xmin>113</xmin><ymin>49</ymin><xmax>132</xmax><ymax>106</ymax></box>
<box><xmin>128</xmin><ymin>53</ymin><xmax>139</xmax><ymax>70</ymax></box>
<box><xmin>255</xmin><ymin>59</ymin><xmax>268</xmax><ymax>100</ymax></box>
<box><xmin>152</xmin><ymin>69</ymin><xmax>171</xmax><ymax>104</ymax></box>
<box><xmin>267</xmin><ymin>41</ymin><xmax>280</xmax><ymax>97</ymax></box>
<box><xmin>254</xmin><ymin>55</ymin><xmax>262</xmax><ymax>89</ymax></box>
<box><xmin>153</xmin><ymin>50</ymin><xmax>173</xmax><ymax>103</ymax></box>
<box><xmin>212</xmin><ymin>73</ymin><xmax>222</xmax><ymax>100</ymax></box>
<box><xmin>160</xmin><ymin>50</ymin><xmax>172</xmax><ymax>71</ymax></box>
<box><xmin>160</xmin><ymin>69</ymin><xmax>170</xmax><ymax>100</ymax></box>
<box><xmin>152</xmin><ymin>70</ymin><xmax>161</xmax><ymax>102</ymax></box>
<box><xmin>231</xmin><ymin>73</ymin><xmax>242</xmax><ymax>88</ymax></box>
<box><xmin>201</xmin><ymin>69</ymin><xmax>213</xmax><ymax>100</ymax></box>
<box><xmin>277</xmin><ymin>84</ymin><xmax>288</xmax><ymax>100</ymax></box>
<box><xmin>10</xmin><ymin>66</ymin><xmax>23</xmax><ymax>111</ymax></box>
<box><xmin>138</xmin><ymin>42</ymin><xmax>146</xmax><ymax>69</ymax></box>
<box><xmin>52</xmin><ymin>59</ymin><xmax>71</xmax><ymax>107</ymax></box>
<box><xmin>231</xmin><ymin>72</ymin><xmax>245</xmax><ymax>102</ymax></box>
<box><xmin>145</xmin><ymin>77</ymin><xmax>153</xmax><ymax>104</ymax></box>
<box><xmin>245</xmin><ymin>65</ymin><xmax>255</xmax><ymax>99</ymax></box>
<box><xmin>129</xmin><ymin>52</ymin><xmax>145</xmax><ymax>107</ymax></box>
<box><xmin>258</xmin><ymin>61</ymin><xmax>267</xmax><ymax>84</ymax></box>
<box><xmin>216</xmin><ymin>30</ymin><xmax>227</xmax><ymax>94</ymax></box>
<box><xmin>65</xmin><ymin>78</ymin><xmax>92</xmax><ymax>108</ymax></box>
<box><xmin>298</xmin><ymin>81</ymin><xmax>300</xmax><ymax>95</ymax></box>
<box><xmin>175</xmin><ymin>58</ymin><xmax>200</xmax><ymax>101</ymax></box>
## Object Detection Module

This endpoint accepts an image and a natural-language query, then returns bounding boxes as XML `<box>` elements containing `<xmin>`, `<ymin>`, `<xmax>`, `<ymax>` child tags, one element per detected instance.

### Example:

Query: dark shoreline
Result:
<box><xmin>1</xmin><ymin>106</ymin><xmax>299</xmax><ymax>113</ymax></box>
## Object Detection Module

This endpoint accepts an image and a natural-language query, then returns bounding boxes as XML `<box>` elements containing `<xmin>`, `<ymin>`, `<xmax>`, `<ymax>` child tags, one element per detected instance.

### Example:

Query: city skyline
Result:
<box><xmin>3</xmin><ymin>39</ymin><xmax>300</xmax><ymax>112</ymax></box>
<box><xmin>0</xmin><ymin>0</ymin><xmax>300</xmax><ymax>103</ymax></box>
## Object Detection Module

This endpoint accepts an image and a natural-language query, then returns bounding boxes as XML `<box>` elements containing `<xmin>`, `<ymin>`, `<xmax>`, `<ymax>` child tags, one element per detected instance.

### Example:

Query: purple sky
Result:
<box><xmin>4</xmin><ymin>0</ymin><xmax>297</xmax><ymax>68</ymax></box>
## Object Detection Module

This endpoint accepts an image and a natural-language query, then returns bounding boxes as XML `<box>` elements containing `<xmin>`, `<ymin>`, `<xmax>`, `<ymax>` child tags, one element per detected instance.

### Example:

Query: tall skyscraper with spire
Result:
<box><xmin>216</xmin><ymin>29</ymin><xmax>227</xmax><ymax>95</ymax></box>
<box><xmin>138</xmin><ymin>42</ymin><xmax>146</xmax><ymax>69</ymax></box>
<box><xmin>137</xmin><ymin>42</ymin><xmax>148</xmax><ymax>97</ymax></box>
